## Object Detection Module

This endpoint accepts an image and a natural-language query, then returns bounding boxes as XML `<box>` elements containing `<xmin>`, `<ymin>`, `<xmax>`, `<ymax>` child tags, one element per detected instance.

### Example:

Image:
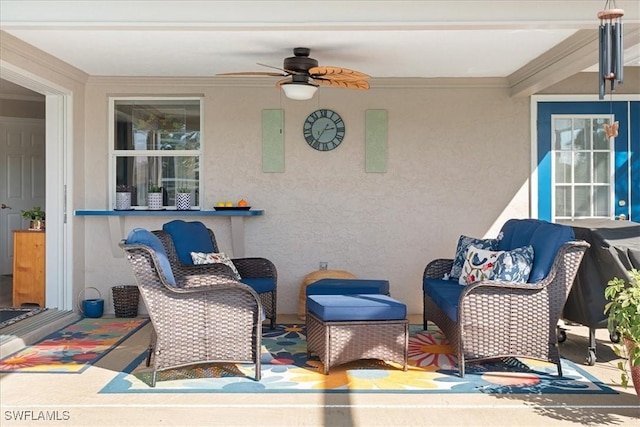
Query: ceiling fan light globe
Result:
<box><xmin>281</xmin><ymin>83</ymin><xmax>318</xmax><ymax>100</ymax></box>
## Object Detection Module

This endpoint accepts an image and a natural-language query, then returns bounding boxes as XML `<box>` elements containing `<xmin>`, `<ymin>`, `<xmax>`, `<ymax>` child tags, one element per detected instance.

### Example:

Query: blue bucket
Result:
<box><xmin>78</xmin><ymin>287</ymin><xmax>104</xmax><ymax>318</ymax></box>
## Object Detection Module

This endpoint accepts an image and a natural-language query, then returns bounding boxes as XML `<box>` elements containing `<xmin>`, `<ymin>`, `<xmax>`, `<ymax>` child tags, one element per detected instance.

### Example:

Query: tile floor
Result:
<box><xmin>0</xmin><ymin>313</ymin><xmax>638</xmax><ymax>426</ymax></box>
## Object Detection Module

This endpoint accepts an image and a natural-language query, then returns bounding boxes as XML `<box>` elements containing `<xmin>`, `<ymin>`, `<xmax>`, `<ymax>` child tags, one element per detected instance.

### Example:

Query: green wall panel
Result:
<box><xmin>262</xmin><ymin>109</ymin><xmax>284</xmax><ymax>173</ymax></box>
<box><xmin>365</xmin><ymin>109</ymin><xmax>388</xmax><ymax>173</ymax></box>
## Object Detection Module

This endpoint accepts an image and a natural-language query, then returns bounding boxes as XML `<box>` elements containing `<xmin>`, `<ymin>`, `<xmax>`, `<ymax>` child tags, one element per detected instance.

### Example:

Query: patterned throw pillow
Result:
<box><xmin>190</xmin><ymin>252</ymin><xmax>241</xmax><ymax>280</ymax></box>
<box><xmin>458</xmin><ymin>246</ymin><xmax>501</xmax><ymax>285</ymax></box>
<box><xmin>449</xmin><ymin>235</ymin><xmax>500</xmax><ymax>280</ymax></box>
<box><xmin>491</xmin><ymin>245</ymin><xmax>535</xmax><ymax>283</ymax></box>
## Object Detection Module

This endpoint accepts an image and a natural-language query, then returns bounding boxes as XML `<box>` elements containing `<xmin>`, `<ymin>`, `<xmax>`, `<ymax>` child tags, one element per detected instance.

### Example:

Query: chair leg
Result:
<box><xmin>145</xmin><ymin>330</ymin><xmax>156</xmax><ymax>367</ymax></box>
<box><xmin>145</xmin><ymin>344</ymin><xmax>153</xmax><ymax>367</ymax></box>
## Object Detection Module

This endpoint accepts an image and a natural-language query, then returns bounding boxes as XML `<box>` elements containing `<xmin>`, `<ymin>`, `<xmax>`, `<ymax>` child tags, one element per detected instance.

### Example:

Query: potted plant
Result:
<box><xmin>115</xmin><ymin>184</ymin><xmax>132</xmax><ymax>210</ymax></box>
<box><xmin>175</xmin><ymin>186</ymin><xmax>192</xmax><ymax>210</ymax></box>
<box><xmin>604</xmin><ymin>268</ymin><xmax>640</xmax><ymax>394</ymax></box>
<box><xmin>21</xmin><ymin>206</ymin><xmax>46</xmax><ymax>230</ymax></box>
<box><xmin>147</xmin><ymin>184</ymin><xmax>163</xmax><ymax>210</ymax></box>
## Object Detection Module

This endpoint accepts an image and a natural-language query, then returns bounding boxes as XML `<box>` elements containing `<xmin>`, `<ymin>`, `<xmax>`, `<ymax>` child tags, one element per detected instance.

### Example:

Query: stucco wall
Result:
<box><xmin>83</xmin><ymin>79</ymin><xmax>531</xmax><ymax>314</ymax></box>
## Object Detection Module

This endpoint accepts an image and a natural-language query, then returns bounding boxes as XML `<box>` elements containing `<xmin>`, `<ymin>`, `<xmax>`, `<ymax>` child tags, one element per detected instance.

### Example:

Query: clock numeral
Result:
<box><xmin>304</xmin><ymin>134</ymin><xmax>315</xmax><ymax>144</ymax></box>
<box><xmin>336</xmin><ymin>126</ymin><xmax>345</xmax><ymax>133</ymax></box>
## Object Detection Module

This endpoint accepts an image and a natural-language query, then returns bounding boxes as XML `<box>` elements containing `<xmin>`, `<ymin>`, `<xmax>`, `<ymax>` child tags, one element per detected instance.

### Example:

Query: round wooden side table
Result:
<box><xmin>298</xmin><ymin>269</ymin><xmax>356</xmax><ymax>320</ymax></box>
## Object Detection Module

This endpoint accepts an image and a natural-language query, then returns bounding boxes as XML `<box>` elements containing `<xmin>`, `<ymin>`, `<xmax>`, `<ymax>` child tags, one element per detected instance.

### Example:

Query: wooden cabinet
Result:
<box><xmin>12</xmin><ymin>230</ymin><xmax>45</xmax><ymax>307</ymax></box>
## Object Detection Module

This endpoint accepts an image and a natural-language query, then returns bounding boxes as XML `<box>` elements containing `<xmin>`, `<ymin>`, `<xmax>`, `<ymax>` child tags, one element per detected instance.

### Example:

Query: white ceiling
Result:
<box><xmin>1</xmin><ymin>1</ymin><xmax>639</xmax><ymax>96</ymax></box>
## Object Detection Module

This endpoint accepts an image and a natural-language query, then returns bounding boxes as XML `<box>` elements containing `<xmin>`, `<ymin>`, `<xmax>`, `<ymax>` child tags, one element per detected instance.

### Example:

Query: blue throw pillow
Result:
<box><xmin>163</xmin><ymin>220</ymin><xmax>215</xmax><ymax>265</ymax></box>
<box><xmin>449</xmin><ymin>235</ymin><xmax>500</xmax><ymax>280</ymax></box>
<box><xmin>491</xmin><ymin>245</ymin><xmax>535</xmax><ymax>283</ymax></box>
<box><xmin>125</xmin><ymin>228</ymin><xmax>177</xmax><ymax>286</ymax></box>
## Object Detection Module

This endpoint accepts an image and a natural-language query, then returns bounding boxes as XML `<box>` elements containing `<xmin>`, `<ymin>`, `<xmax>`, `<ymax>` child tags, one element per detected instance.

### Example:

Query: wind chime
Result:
<box><xmin>598</xmin><ymin>0</ymin><xmax>624</xmax><ymax>138</ymax></box>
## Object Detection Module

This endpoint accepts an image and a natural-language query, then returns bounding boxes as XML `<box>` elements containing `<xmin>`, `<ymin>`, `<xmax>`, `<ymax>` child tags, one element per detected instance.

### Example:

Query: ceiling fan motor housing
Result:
<box><xmin>284</xmin><ymin>47</ymin><xmax>318</xmax><ymax>73</ymax></box>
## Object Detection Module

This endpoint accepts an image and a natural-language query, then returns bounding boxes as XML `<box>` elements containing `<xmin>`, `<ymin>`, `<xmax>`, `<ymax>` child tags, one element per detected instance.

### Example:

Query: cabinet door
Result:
<box><xmin>12</xmin><ymin>231</ymin><xmax>45</xmax><ymax>307</ymax></box>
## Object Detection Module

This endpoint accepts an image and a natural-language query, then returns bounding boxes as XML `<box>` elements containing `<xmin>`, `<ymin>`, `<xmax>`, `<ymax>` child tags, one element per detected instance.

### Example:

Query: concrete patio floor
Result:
<box><xmin>0</xmin><ymin>314</ymin><xmax>638</xmax><ymax>427</ymax></box>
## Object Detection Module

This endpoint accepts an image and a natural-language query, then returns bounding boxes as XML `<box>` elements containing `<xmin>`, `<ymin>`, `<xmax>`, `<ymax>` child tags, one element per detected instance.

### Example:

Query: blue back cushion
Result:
<box><xmin>498</xmin><ymin>219</ymin><xmax>574</xmax><ymax>283</ymax></box>
<box><xmin>126</xmin><ymin>228</ymin><xmax>177</xmax><ymax>286</ymax></box>
<box><xmin>163</xmin><ymin>220</ymin><xmax>215</xmax><ymax>265</ymax></box>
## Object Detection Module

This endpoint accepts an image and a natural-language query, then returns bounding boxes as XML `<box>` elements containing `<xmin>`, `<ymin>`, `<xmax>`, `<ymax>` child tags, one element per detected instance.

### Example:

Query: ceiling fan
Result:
<box><xmin>217</xmin><ymin>47</ymin><xmax>370</xmax><ymax>100</ymax></box>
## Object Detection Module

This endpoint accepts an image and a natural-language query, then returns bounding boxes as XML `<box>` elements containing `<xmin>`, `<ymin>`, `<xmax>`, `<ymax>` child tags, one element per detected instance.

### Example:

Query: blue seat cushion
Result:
<box><xmin>240</xmin><ymin>277</ymin><xmax>276</xmax><ymax>294</ymax></box>
<box><xmin>498</xmin><ymin>219</ymin><xmax>574</xmax><ymax>283</ymax></box>
<box><xmin>422</xmin><ymin>278</ymin><xmax>464</xmax><ymax>322</ymax></box>
<box><xmin>126</xmin><ymin>228</ymin><xmax>177</xmax><ymax>287</ymax></box>
<box><xmin>163</xmin><ymin>220</ymin><xmax>215</xmax><ymax>265</ymax></box>
<box><xmin>306</xmin><ymin>279</ymin><xmax>390</xmax><ymax>296</ymax></box>
<box><xmin>307</xmin><ymin>294</ymin><xmax>407</xmax><ymax>322</ymax></box>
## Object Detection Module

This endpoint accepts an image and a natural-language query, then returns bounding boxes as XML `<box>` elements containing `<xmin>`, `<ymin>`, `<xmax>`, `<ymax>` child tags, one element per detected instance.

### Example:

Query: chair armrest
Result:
<box><xmin>232</xmin><ymin>257</ymin><xmax>278</xmax><ymax>279</ymax></box>
<box><xmin>178</xmin><ymin>272</ymin><xmax>242</xmax><ymax>289</ymax></box>
<box><xmin>168</xmin><ymin>280</ymin><xmax>259</xmax><ymax>297</ymax></box>
<box><xmin>424</xmin><ymin>259</ymin><xmax>454</xmax><ymax>279</ymax></box>
<box><xmin>173</xmin><ymin>263</ymin><xmax>238</xmax><ymax>283</ymax></box>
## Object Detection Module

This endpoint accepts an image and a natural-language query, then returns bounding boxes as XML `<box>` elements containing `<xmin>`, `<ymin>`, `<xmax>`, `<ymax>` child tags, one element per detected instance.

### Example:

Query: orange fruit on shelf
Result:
<box><xmin>237</xmin><ymin>199</ymin><xmax>248</xmax><ymax>207</ymax></box>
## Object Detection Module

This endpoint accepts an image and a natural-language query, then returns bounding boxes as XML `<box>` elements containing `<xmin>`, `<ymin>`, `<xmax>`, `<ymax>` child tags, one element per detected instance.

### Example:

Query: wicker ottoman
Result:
<box><xmin>306</xmin><ymin>294</ymin><xmax>408</xmax><ymax>375</ymax></box>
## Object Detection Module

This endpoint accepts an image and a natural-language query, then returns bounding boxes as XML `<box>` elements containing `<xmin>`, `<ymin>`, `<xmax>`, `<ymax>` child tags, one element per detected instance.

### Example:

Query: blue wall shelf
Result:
<box><xmin>75</xmin><ymin>209</ymin><xmax>264</xmax><ymax>257</ymax></box>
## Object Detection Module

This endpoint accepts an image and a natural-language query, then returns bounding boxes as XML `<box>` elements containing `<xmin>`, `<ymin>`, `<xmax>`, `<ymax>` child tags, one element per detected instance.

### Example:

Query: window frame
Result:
<box><xmin>108</xmin><ymin>96</ymin><xmax>204</xmax><ymax>210</ymax></box>
<box><xmin>550</xmin><ymin>113</ymin><xmax>614</xmax><ymax>221</ymax></box>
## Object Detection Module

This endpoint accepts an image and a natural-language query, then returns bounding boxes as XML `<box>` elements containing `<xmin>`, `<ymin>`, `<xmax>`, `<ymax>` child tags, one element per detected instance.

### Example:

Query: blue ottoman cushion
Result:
<box><xmin>306</xmin><ymin>279</ymin><xmax>390</xmax><ymax>296</ymax></box>
<box><xmin>307</xmin><ymin>294</ymin><xmax>407</xmax><ymax>322</ymax></box>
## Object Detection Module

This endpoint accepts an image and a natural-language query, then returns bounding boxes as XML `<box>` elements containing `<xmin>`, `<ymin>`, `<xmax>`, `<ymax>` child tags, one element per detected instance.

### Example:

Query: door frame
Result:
<box><xmin>531</xmin><ymin>94</ymin><xmax>640</xmax><ymax>222</ymax></box>
<box><xmin>0</xmin><ymin>60</ymin><xmax>74</xmax><ymax>310</ymax></box>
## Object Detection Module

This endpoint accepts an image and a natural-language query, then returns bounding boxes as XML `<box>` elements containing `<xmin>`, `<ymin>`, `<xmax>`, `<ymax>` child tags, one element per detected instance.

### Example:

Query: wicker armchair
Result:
<box><xmin>121</xmin><ymin>231</ymin><xmax>262</xmax><ymax>387</ymax></box>
<box><xmin>153</xmin><ymin>228</ymin><xmax>278</xmax><ymax>329</ymax></box>
<box><xmin>423</xmin><ymin>224</ymin><xmax>589</xmax><ymax>377</ymax></box>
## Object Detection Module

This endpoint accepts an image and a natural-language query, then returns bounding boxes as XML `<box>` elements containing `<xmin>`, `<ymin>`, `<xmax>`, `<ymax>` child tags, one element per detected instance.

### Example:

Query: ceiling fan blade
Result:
<box><xmin>257</xmin><ymin>63</ymin><xmax>300</xmax><ymax>75</ymax></box>
<box><xmin>313</xmin><ymin>78</ymin><xmax>370</xmax><ymax>90</ymax></box>
<box><xmin>217</xmin><ymin>71</ymin><xmax>286</xmax><ymax>77</ymax></box>
<box><xmin>309</xmin><ymin>66</ymin><xmax>370</xmax><ymax>81</ymax></box>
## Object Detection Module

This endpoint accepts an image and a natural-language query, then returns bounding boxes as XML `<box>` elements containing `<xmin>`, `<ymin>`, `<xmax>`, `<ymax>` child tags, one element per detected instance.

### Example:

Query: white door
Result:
<box><xmin>0</xmin><ymin>117</ymin><xmax>46</xmax><ymax>274</ymax></box>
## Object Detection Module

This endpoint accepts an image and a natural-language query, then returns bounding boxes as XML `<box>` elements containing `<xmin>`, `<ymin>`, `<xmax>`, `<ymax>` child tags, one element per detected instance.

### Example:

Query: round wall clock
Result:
<box><xmin>303</xmin><ymin>109</ymin><xmax>345</xmax><ymax>151</ymax></box>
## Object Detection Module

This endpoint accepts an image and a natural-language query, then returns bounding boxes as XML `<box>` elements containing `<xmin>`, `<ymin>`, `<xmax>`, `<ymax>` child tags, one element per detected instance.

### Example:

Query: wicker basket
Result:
<box><xmin>111</xmin><ymin>285</ymin><xmax>140</xmax><ymax>317</ymax></box>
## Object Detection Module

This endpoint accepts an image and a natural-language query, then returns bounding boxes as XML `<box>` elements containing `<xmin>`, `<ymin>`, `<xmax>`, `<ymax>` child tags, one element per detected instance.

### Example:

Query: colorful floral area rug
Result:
<box><xmin>101</xmin><ymin>324</ymin><xmax>615</xmax><ymax>394</ymax></box>
<box><xmin>0</xmin><ymin>317</ymin><xmax>149</xmax><ymax>373</ymax></box>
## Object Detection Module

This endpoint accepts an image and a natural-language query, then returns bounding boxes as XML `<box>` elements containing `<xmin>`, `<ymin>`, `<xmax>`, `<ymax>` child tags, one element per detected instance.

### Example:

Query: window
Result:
<box><xmin>110</xmin><ymin>98</ymin><xmax>202</xmax><ymax>209</ymax></box>
<box><xmin>551</xmin><ymin>115</ymin><xmax>612</xmax><ymax>220</ymax></box>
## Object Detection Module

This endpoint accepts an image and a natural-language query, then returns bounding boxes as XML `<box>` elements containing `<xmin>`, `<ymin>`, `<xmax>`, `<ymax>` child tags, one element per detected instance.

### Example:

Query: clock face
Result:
<box><xmin>303</xmin><ymin>109</ymin><xmax>345</xmax><ymax>151</ymax></box>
